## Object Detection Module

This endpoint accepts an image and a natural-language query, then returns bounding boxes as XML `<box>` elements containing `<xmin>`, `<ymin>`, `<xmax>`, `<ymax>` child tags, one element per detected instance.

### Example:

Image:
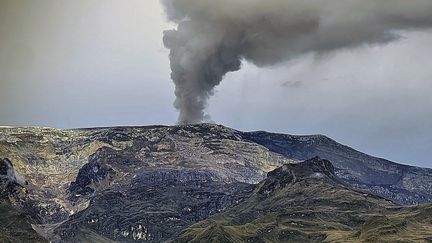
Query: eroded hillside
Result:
<box><xmin>0</xmin><ymin>124</ymin><xmax>431</xmax><ymax>242</ymax></box>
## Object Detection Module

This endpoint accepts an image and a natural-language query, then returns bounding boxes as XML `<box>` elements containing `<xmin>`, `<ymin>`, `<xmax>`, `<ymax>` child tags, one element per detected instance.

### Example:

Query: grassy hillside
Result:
<box><xmin>0</xmin><ymin>201</ymin><xmax>47</xmax><ymax>243</ymax></box>
<box><xmin>173</xmin><ymin>158</ymin><xmax>432</xmax><ymax>243</ymax></box>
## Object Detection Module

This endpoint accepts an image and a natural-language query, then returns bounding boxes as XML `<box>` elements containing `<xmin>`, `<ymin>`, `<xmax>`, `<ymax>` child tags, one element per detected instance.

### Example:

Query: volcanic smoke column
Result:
<box><xmin>162</xmin><ymin>0</ymin><xmax>432</xmax><ymax>124</ymax></box>
<box><xmin>163</xmin><ymin>22</ymin><xmax>242</xmax><ymax>124</ymax></box>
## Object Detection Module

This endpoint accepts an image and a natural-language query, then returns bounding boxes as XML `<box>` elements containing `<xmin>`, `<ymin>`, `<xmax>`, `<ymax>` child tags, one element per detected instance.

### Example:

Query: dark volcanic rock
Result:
<box><xmin>1</xmin><ymin>124</ymin><xmax>432</xmax><ymax>242</ymax></box>
<box><xmin>0</xmin><ymin>158</ymin><xmax>18</xmax><ymax>199</ymax></box>
<box><xmin>0</xmin><ymin>159</ymin><xmax>70</xmax><ymax>225</ymax></box>
<box><xmin>258</xmin><ymin>157</ymin><xmax>338</xmax><ymax>195</ymax></box>
<box><xmin>68</xmin><ymin>148</ymin><xmax>117</xmax><ymax>202</ymax></box>
<box><xmin>0</xmin><ymin>201</ymin><xmax>47</xmax><ymax>243</ymax></box>
<box><xmin>0</xmin><ymin>159</ymin><xmax>47</xmax><ymax>242</ymax></box>
<box><xmin>55</xmin><ymin>168</ymin><xmax>254</xmax><ymax>242</ymax></box>
<box><xmin>243</xmin><ymin>131</ymin><xmax>432</xmax><ymax>205</ymax></box>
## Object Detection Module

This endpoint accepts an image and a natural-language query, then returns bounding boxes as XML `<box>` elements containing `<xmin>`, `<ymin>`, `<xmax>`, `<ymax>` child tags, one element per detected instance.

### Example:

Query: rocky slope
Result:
<box><xmin>243</xmin><ymin>131</ymin><xmax>432</xmax><ymax>205</ymax></box>
<box><xmin>0</xmin><ymin>201</ymin><xmax>47</xmax><ymax>243</ymax></box>
<box><xmin>0</xmin><ymin>158</ymin><xmax>47</xmax><ymax>243</ymax></box>
<box><xmin>174</xmin><ymin>157</ymin><xmax>432</xmax><ymax>242</ymax></box>
<box><xmin>54</xmin><ymin>168</ymin><xmax>254</xmax><ymax>242</ymax></box>
<box><xmin>0</xmin><ymin>124</ymin><xmax>431</xmax><ymax>242</ymax></box>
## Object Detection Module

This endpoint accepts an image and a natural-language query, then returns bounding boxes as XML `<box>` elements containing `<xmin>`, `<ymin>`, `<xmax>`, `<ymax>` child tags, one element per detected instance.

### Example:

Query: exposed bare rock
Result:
<box><xmin>0</xmin><ymin>124</ymin><xmax>431</xmax><ymax>242</ymax></box>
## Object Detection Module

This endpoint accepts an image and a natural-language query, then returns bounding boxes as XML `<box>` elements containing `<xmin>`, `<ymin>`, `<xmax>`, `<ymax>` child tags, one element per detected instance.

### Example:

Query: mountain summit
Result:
<box><xmin>175</xmin><ymin>157</ymin><xmax>432</xmax><ymax>243</ymax></box>
<box><xmin>0</xmin><ymin>124</ymin><xmax>431</xmax><ymax>242</ymax></box>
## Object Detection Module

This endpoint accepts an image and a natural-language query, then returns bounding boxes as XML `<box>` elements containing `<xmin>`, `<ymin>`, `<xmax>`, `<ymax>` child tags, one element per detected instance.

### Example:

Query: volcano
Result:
<box><xmin>0</xmin><ymin>124</ymin><xmax>431</xmax><ymax>242</ymax></box>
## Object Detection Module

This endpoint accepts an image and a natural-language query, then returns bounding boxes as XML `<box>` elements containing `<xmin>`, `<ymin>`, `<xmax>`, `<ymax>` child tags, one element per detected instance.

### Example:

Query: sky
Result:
<box><xmin>0</xmin><ymin>0</ymin><xmax>431</xmax><ymax>168</ymax></box>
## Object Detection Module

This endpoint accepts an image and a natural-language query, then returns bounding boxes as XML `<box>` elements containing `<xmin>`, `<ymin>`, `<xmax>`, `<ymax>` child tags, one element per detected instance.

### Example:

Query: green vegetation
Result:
<box><xmin>0</xmin><ymin>201</ymin><xmax>47</xmax><ymax>243</ymax></box>
<box><xmin>173</xmin><ymin>159</ymin><xmax>432</xmax><ymax>243</ymax></box>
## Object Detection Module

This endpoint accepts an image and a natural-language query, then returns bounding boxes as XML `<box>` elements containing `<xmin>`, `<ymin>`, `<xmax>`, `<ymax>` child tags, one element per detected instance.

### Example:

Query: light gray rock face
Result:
<box><xmin>0</xmin><ymin>123</ymin><xmax>431</xmax><ymax>242</ymax></box>
<box><xmin>0</xmin><ymin>124</ymin><xmax>294</xmax><ymax>241</ymax></box>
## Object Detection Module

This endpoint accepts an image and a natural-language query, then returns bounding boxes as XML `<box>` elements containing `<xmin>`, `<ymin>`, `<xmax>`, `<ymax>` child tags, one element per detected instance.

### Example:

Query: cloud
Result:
<box><xmin>161</xmin><ymin>0</ymin><xmax>432</xmax><ymax>124</ymax></box>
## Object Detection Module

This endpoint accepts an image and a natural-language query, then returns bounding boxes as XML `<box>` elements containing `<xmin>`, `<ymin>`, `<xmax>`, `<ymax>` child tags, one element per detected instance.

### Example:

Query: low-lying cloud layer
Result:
<box><xmin>162</xmin><ymin>0</ymin><xmax>432</xmax><ymax>124</ymax></box>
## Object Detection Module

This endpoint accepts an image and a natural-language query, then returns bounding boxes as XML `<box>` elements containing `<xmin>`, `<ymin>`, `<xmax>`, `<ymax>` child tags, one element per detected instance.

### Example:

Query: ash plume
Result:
<box><xmin>162</xmin><ymin>0</ymin><xmax>432</xmax><ymax>124</ymax></box>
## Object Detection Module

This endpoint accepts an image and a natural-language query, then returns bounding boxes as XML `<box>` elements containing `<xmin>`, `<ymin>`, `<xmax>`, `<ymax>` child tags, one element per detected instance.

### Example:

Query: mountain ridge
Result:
<box><xmin>0</xmin><ymin>123</ymin><xmax>431</xmax><ymax>242</ymax></box>
<box><xmin>174</xmin><ymin>157</ymin><xmax>432</xmax><ymax>243</ymax></box>
<box><xmin>3</xmin><ymin>124</ymin><xmax>426</xmax><ymax>169</ymax></box>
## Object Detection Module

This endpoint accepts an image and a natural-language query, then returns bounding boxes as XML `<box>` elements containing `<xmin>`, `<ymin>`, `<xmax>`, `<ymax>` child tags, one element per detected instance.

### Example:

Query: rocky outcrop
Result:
<box><xmin>0</xmin><ymin>124</ymin><xmax>432</xmax><ymax>242</ymax></box>
<box><xmin>243</xmin><ymin>131</ymin><xmax>432</xmax><ymax>205</ymax></box>
<box><xmin>174</xmin><ymin>158</ymin><xmax>432</xmax><ymax>242</ymax></box>
<box><xmin>55</xmin><ymin>168</ymin><xmax>253</xmax><ymax>242</ymax></box>
<box><xmin>0</xmin><ymin>158</ymin><xmax>18</xmax><ymax>199</ymax></box>
<box><xmin>257</xmin><ymin>157</ymin><xmax>339</xmax><ymax>195</ymax></box>
<box><xmin>0</xmin><ymin>158</ymin><xmax>47</xmax><ymax>243</ymax></box>
<box><xmin>68</xmin><ymin>148</ymin><xmax>117</xmax><ymax>202</ymax></box>
<box><xmin>0</xmin><ymin>201</ymin><xmax>48</xmax><ymax>243</ymax></box>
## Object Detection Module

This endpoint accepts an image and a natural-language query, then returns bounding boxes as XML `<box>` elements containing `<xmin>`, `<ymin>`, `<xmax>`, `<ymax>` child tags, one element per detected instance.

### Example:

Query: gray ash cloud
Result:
<box><xmin>162</xmin><ymin>0</ymin><xmax>432</xmax><ymax>124</ymax></box>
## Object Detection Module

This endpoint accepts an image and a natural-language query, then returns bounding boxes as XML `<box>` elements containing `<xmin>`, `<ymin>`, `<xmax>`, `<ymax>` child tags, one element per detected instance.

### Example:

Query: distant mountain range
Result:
<box><xmin>0</xmin><ymin>124</ymin><xmax>431</xmax><ymax>242</ymax></box>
